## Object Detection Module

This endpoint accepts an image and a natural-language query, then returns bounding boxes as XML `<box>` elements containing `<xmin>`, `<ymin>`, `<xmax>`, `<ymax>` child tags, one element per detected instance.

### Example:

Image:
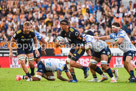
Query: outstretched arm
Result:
<box><xmin>98</xmin><ymin>35</ymin><xmax>111</xmax><ymax>40</ymax></box>
<box><xmin>57</xmin><ymin>70</ymin><xmax>68</xmax><ymax>81</ymax></box>
<box><xmin>9</xmin><ymin>37</ymin><xmax>16</xmax><ymax>58</ymax></box>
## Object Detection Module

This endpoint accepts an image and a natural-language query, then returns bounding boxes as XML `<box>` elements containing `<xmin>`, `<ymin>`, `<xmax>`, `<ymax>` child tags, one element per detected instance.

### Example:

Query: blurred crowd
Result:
<box><xmin>0</xmin><ymin>0</ymin><xmax>136</xmax><ymax>48</ymax></box>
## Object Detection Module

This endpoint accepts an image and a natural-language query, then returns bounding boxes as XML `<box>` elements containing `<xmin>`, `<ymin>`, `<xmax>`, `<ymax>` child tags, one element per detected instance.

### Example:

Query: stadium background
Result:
<box><xmin>1</xmin><ymin>0</ymin><xmax>136</xmax><ymax>91</ymax></box>
<box><xmin>0</xmin><ymin>0</ymin><xmax>136</xmax><ymax>68</ymax></box>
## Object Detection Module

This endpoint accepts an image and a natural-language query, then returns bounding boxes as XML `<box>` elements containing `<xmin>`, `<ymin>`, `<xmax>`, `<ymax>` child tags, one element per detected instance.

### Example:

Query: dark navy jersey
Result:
<box><xmin>60</xmin><ymin>27</ymin><xmax>84</xmax><ymax>44</ymax></box>
<box><xmin>13</xmin><ymin>29</ymin><xmax>35</xmax><ymax>49</ymax></box>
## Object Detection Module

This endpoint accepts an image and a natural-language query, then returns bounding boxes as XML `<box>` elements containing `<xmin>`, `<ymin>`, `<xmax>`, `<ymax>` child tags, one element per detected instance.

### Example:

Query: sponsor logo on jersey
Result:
<box><xmin>21</xmin><ymin>36</ymin><xmax>24</xmax><ymax>38</ymax></box>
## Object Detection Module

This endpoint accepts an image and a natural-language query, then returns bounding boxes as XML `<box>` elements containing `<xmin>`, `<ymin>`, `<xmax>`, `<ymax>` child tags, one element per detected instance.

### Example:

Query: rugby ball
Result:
<box><xmin>56</xmin><ymin>36</ymin><xmax>66</xmax><ymax>43</ymax></box>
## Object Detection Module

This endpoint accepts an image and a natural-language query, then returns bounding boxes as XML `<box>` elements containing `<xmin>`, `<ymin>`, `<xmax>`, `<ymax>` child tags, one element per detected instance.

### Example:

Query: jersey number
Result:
<box><xmin>46</xmin><ymin>62</ymin><xmax>51</xmax><ymax>66</ymax></box>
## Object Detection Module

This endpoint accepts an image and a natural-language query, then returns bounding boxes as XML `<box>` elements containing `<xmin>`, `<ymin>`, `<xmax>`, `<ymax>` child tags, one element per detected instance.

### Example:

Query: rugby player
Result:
<box><xmin>57</xmin><ymin>19</ymin><xmax>89</xmax><ymax>82</ymax></box>
<box><xmin>28</xmin><ymin>26</ymin><xmax>47</xmax><ymax>76</ymax></box>
<box><xmin>9</xmin><ymin>21</ymin><xmax>40</xmax><ymax>80</ymax></box>
<box><xmin>16</xmin><ymin>58</ymin><xmax>72</xmax><ymax>81</ymax></box>
<box><xmin>97</xmin><ymin>22</ymin><xmax>136</xmax><ymax>82</ymax></box>
<box><xmin>82</xmin><ymin>34</ymin><xmax>117</xmax><ymax>82</ymax></box>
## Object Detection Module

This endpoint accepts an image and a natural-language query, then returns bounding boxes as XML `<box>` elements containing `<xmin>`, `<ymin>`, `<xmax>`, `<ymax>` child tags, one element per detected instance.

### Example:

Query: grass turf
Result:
<box><xmin>0</xmin><ymin>68</ymin><xmax>136</xmax><ymax>91</ymax></box>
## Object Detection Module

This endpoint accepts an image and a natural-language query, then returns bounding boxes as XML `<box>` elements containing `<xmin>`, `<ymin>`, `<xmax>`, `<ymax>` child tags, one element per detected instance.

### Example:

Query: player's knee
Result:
<box><xmin>28</xmin><ymin>57</ymin><xmax>34</xmax><ymax>61</ymax></box>
<box><xmin>101</xmin><ymin>60</ymin><xmax>108</xmax><ymax>71</ymax></box>
<box><xmin>101</xmin><ymin>60</ymin><xmax>107</xmax><ymax>65</ymax></box>
<box><xmin>90</xmin><ymin>59</ymin><xmax>97</xmax><ymax>66</ymax></box>
<box><xmin>18</xmin><ymin>56</ymin><xmax>25</xmax><ymax>61</ymax></box>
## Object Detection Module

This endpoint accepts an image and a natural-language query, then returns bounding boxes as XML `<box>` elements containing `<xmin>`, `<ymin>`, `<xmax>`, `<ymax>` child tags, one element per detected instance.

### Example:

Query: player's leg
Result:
<box><xmin>16</xmin><ymin>72</ymin><xmax>43</xmax><ymax>81</ymax></box>
<box><xmin>17</xmin><ymin>50</ymin><xmax>32</xmax><ymax>80</ymax></box>
<box><xmin>88</xmin><ymin>65</ymin><xmax>98</xmax><ymax>82</ymax></box>
<box><xmin>26</xmin><ymin>53</ymin><xmax>35</xmax><ymax>76</ymax></box>
<box><xmin>89</xmin><ymin>57</ymin><xmax>108</xmax><ymax>82</ymax></box>
<box><xmin>106</xmin><ymin>55</ymin><xmax>119</xmax><ymax>80</ymax></box>
<box><xmin>69</xmin><ymin>49</ymin><xmax>89</xmax><ymax>79</ymax></box>
<box><xmin>88</xmin><ymin>57</ymin><xmax>100</xmax><ymax>82</ymax></box>
<box><xmin>66</xmin><ymin>49</ymin><xmax>78</xmax><ymax>81</ymax></box>
<box><xmin>101</xmin><ymin>54</ymin><xmax>116</xmax><ymax>82</ymax></box>
<box><xmin>123</xmin><ymin>51</ymin><xmax>136</xmax><ymax>82</ymax></box>
<box><xmin>18</xmin><ymin>54</ymin><xmax>30</xmax><ymax>74</ymax></box>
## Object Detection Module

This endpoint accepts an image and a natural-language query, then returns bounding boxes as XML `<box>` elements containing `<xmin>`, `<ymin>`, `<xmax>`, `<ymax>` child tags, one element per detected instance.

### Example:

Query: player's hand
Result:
<box><xmin>9</xmin><ymin>52</ymin><xmax>13</xmax><ymax>59</ymax></box>
<box><xmin>35</xmin><ymin>50</ymin><xmax>40</xmax><ymax>57</ymax></box>
<box><xmin>41</xmin><ymin>50</ymin><xmax>46</xmax><ymax>56</ymax></box>
<box><xmin>94</xmin><ymin>36</ymin><xmax>100</xmax><ymax>40</ymax></box>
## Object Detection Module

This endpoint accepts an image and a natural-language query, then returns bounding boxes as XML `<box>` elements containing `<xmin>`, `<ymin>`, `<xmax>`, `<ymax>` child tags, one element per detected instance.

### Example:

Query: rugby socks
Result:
<box><xmin>26</xmin><ymin>73</ymin><xmax>31</xmax><ymax>78</ymax></box>
<box><xmin>130</xmin><ymin>70</ymin><xmax>135</xmax><ymax>77</ymax></box>
<box><xmin>94</xmin><ymin>66</ymin><xmax>103</xmax><ymax>75</ymax></box>
<box><xmin>21</xmin><ymin>76</ymin><xmax>25</xmax><ymax>79</ymax></box>
<box><xmin>71</xmin><ymin>72</ymin><xmax>77</xmax><ymax>81</ymax></box>
<box><xmin>106</xmin><ymin>68</ymin><xmax>113</xmax><ymax>78</ymax></box>
<box><xmin>30</xmin><ymin>67</ymin><xmax>35</xmax><ymax>75</ymax></box>
<box><xmin>93</xmin><ymin>74</ymin><xmax>97</xmax><ymax>78</ymax></box>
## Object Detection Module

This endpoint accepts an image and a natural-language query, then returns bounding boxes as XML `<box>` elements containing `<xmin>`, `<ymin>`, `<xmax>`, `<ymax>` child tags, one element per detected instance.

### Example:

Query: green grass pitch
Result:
<box><xmin>0</xmin><ymin>68</ymin><xmax>136</xmax><ymax>91</ymax></box>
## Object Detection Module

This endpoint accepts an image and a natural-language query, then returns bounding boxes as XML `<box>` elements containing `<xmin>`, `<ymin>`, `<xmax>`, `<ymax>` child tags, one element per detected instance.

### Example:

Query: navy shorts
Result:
<box><xmin>70</xmin><ymin>47</ymin><xmax>85</xmax><ymax>61</ymax></box>
<box><xmin>17</xmin><ymin>48</ymin><xmax>33</xmax><ymax>55</ymax></box>
<box><xmin>92</xmin><ymin>47</ymin><xmax>111</xmax><ymax>64</ymax></box>
<box><xmin>33</xmin><ymin>48</ymin><xmax>42</xmax><ymax>58</ymax></box>
<box><xmin>123</xmin><ymin>51</ymin><xmax>134</xmax><ymax>61</ymax></box>
<box><xmin>37</xmin><ymin>61</ymin><xmax>46</xmax><ymax>73</ymax></box>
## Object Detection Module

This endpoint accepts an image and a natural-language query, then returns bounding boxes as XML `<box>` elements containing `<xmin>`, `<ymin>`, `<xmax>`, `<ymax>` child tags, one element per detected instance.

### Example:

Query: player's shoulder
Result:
<box><xmin>30</xmin><ymin>30</ymin><xmax>34</xmax><ymax>33</ymax></box>
<box><xmin>16</xmin><ymin>29</ymin><xmax>22</xmax><ymax>35</ymax></box>
<box><xmin>69</xmin><ymin>27</ymin><xmax>78</xmax><ymax>32</ymax></box>
<box><xmin>118</xmin><ymin>29</ymin><xmax>126</xmax><ymax>36</ymax></box>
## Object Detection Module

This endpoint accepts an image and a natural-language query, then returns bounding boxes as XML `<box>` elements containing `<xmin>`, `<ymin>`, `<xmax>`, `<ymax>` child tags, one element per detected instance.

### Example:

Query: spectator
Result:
<box><xmin>54</xmin><ymin>45</ymin><xmax>62</xmax><ymax>56</ymax></box>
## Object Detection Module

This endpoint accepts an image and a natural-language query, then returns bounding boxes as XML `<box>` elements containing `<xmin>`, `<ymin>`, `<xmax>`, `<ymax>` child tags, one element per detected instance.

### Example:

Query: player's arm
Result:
<box><xmin>57</xmin><ymin>70</ymin><xmax>68</xmax><ymax>81</ymax></box>
<box><xmin>98</xmin><ymin>35</ymin><xmax>111</xmax><ymax>40</ymax></box>
<box><xmin>23</xmin><ymin>72</ymin><xmax>42</xmax><ymax>81</ymax></box>
<box><xmin>113</xmin><ymin>38</ymin><xmax>124</xmax><ymax>45</ymax></box>
<box><xmin>33</xmin><ymin>36</ymin><xmax>40</xmax><ymax>56</ymax></box>
<box><xmin>65</xmin><ymin>71</ymin><xmax>73</xmax><ymax>80</ymax></box>
<box><xmin>42</xmin><ymin>74</ymin><xmax>55</xmax><ymax>81</ymax></box>
<box><xmin>86</xmin><ymin>49</ymin><xmax>91</xmax><ymax>56</ymax></box>
<box><xmin>9</xmin><ymin>36</ymin><xmax>16</xmax><ymax>58</ymax></box>
<box><xmin>40</xmin><ymin>37</ymin><xmax>47</xmax><ymax>55</ymax></box>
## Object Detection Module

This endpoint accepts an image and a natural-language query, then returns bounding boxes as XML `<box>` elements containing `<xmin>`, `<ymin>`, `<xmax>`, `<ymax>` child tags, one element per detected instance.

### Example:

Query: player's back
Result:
<box><xmin>43</xmin><ymin>58</ymin><xmax>65</xmax><ymax>72</ymax></box>
<box><xmin>84</xmin><ymin>34</ymin><xmax>107</xmax><ymax>52</ymax></box>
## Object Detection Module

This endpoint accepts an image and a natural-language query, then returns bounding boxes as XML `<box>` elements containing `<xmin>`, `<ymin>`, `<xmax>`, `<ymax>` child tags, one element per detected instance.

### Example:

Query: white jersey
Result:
<box><xmin>33</xmin><ymin>31</ymin><xmax>43</xmax><ymax>50</ymax></box>
<box><xmin>84</xmin><ymin>34</ymin><xmax>107</xmax><ymax>52</ymax></box>
<box><xmin>110</xmin><ymin>29</ymin><xmax>136</xmax><ymax>52</ymax></box>
<box><xmin>43</xmin><ymin>58</ymin><xmax>66</xmax><ymax>72</ymax></box>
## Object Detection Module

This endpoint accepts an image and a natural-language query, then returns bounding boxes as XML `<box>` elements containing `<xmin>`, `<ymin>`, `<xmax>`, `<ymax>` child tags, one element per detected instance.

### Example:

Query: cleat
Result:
<box><xmin>111</xmin><ymin>77</ymin><xmax>117</xmax><ymax>83</ymax></box>
<box><xmin>88</xmin><ymin>78</ymin><xmax>98</xmax><ymax>82</ymax></box>
<box><xmin>83</xmin><ymin>67</ymin><xmax>89</xmax><ymax>79</ymax></box>
<box><xmin>98</xmin><ymin>75</ymin><xmax>108</xmax><ymax>82</ymax></box>
<box><xmin>26</xmin><ymin>78</ymin><xmax>32</xmax><ymax>81</ymax></box>
<box><xmin>16</xmin><ymin>75</ymin><xmax>21</xmax><ymax>81</ymax></box>
<box><xmin>129</xmin><ymin>77</ymin><xmax>136</xmax><ymax>82</ymax></box>
<box><xmin>114</xmin><ymin>69</ymin><xmax>119</xmax><ymax>80</ymax></box>
<box><xmin>69</xmin><ymin>79</ymin><xmax>78</xmax><ymax>82</ymax></box>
